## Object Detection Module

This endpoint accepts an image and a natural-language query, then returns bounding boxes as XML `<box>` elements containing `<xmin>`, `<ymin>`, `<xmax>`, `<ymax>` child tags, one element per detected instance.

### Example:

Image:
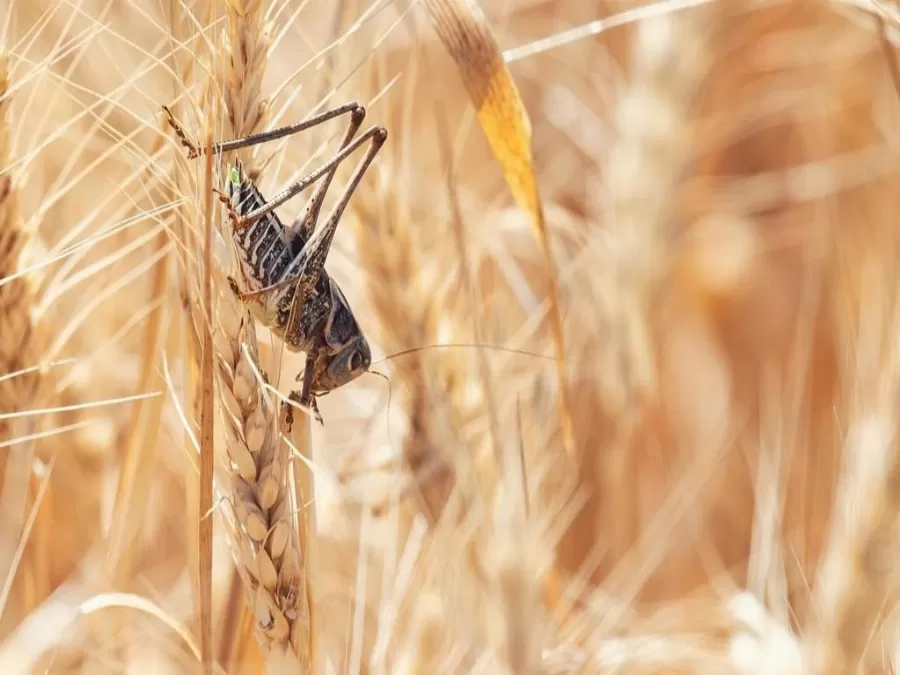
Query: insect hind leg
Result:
<box><xmin>234</xmin><ymin>124</ymin><xmax>387</xmax><ymax>234</ymax></box>
<box><xmin>275</xmin><ymin>125</ymin><xmax>387</xmax><ymax>301</ymax></box>
<box><xmin>289</xmin><ymin>104</ymin><xmax>366</xmax><ymax>250</ymax></box>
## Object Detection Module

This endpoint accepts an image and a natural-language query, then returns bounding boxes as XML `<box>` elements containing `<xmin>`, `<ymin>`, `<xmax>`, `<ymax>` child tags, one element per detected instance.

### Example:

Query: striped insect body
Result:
<box><xmin>163</xmin><ymin>102</ymin><xmax>387</xmax><ymax>424</ymax></box>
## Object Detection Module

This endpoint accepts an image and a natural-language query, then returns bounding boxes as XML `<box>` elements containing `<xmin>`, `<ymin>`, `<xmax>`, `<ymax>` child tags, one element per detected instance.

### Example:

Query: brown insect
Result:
<box><xmin>163</xmin><ymin>103</ymin><xmax>387</xmax><ymax>425</ymax></box>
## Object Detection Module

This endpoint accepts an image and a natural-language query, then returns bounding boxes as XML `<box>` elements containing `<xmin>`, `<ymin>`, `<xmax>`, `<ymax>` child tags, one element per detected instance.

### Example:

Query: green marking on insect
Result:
<box><xmin>229</xmin><ymin>166</ymin><xmax>241</xmax><ymax>193</ymax></box>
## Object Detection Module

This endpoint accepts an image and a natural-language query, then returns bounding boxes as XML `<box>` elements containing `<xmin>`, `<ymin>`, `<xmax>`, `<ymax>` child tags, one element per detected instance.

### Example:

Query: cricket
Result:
<box><xmin>162</xmin><ymin>102</ymin><xmax>387</xmax><ymax>425</ymax></box>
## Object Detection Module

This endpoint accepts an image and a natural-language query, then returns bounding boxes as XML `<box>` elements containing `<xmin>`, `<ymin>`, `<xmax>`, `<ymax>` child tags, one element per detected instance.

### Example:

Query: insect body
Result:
<box><xmin>163</xmin><ymin>103</ymin><xmax>387</xmax><ymax>423</ymax></box>
<box><xmin>225</xmin><ymin>161</ymin><xmax>372</xmax><ymax>397</ymax></box>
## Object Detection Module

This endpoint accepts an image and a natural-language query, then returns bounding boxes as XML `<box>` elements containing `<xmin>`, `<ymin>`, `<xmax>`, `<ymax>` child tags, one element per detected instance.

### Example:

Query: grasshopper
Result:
<box><xmin>162</xmin><ymin>102</ymin><xmax>387</xmax><ymax>425</ymax></box>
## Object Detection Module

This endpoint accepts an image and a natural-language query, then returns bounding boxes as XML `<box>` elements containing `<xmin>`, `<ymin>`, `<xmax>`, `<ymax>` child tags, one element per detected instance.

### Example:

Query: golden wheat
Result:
<box><xmin>351</xmin><ymin>70</ymin><xmax>463</xmax><ymax>520</ymax></box>
<box><xmin>0</xmin><ymin>54</ymin><xmax>38</xmax><ymax>433</ymax></box>
<box><xmin>808</xmin><ymin>254</ymin><xmax>900</xmax><ymax>673</ymax></box>
<box><xmin>5</xmin><ymin>1</ymin><xmax>900</xmax><ymax>673</ymax></box>
<box><xmin>586</xmin><ymin>7</ymin><xmax>712</xmax><ymax>416</ymax></box>
<box><xmin>214</xmin><ymin>291</ymin><xmax>310</xmax><ymax>669</ymax></box>
<box><xmin>0</xmin><ymin>51</ymin><xmax>48</xmax><ymax>629</ymax></box>
<box><xmin>223</xmin><ymin>0</ymin><xmax>271</xmax><ymax>176</ymax></box>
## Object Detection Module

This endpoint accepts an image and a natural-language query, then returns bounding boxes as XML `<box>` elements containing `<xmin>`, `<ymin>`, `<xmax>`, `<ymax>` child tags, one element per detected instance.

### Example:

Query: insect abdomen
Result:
<box><xmin>230</xmin><ymin>172</ymin><xmax>295</xmax><ymax>291</ymax></box>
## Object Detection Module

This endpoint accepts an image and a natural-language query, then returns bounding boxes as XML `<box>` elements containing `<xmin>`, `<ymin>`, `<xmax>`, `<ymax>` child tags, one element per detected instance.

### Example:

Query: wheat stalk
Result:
<box><xmin>188</xmin><ymin>0</ymin><xmax>314</xmax><ymax>666</ymax></box>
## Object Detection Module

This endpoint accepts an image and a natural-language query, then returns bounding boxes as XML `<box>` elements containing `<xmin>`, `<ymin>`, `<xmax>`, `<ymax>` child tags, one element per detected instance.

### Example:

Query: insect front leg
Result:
<box><xmin>161</xmin><ymin>105</ymin><xmax>200</xmax><ymax>158</ymax></box>
<box><xmin>286</xmin><ymin>341</ymin><xmax>324</xmax><ymax>429</ymax></box>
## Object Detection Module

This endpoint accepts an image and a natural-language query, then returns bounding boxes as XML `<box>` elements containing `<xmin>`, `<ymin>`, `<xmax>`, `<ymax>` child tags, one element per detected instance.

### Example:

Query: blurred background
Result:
<box><xmin>1</xmin><ymin>0</ymin><xmax>900</xmax><ymax>673</ymax></box>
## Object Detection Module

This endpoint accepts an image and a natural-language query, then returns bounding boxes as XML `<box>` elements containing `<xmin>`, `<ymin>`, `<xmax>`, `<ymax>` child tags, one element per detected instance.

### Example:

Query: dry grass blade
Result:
<box><xmin>102</xmin><ymin>133</ymin><xmax>173</xmax><ymax>591</ymax></box>
<box><xmin>420</xmin><ymin>0</ymin><xmax>575</xmax><ymax>461</ymax></box>
<box><xmin>198</xmin><ymin>123</ymin><xmax>216</xmax><ymax>675</ymax></box>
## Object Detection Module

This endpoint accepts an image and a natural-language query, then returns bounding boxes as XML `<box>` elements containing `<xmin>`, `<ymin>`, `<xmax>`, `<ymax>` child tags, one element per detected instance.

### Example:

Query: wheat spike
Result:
<box><xmin>587</xmin><ymin>9</ymin><xmax>712</xmax><ymax>414</ymax></box>
<box><xmin>0</xmin><ymin>54</ymin><xmax>38</xmax><ymax>429</ymax></box>
<box><xmin>214</xmin><ymin>292</ymin><xmax>310</xmax><ymax>670</ymax></box>
<box><xmin>193</xmin><ymin>0</ymin><xmax>311</xmax><ymax>666</ymax></box>
<box><xmin>0</xmin><ymin>51</ymin><xmax>47</xmax><ymax>607</ymax></box>
<box><xmin>353</xmin><ymin>171</ymin><xmax>462</xmax><ymax>521</ymax></box>
<box><xmin>223</xmin><ymin>0</ymin><xmax>271</xmax><ymax>175</ymax></box>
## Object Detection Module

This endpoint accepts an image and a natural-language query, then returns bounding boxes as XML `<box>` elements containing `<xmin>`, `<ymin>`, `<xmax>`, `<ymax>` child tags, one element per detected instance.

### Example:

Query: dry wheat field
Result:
<box><xmin>4</xmin><ymin>0</ymin><xmax>900</xmax><ymax>673</ymax></box>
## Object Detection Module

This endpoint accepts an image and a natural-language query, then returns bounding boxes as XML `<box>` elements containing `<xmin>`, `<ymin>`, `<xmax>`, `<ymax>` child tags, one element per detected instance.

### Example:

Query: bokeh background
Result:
<box><xmin>2</xmin><ymin>0</ymin><xmax>900</xmax><ymax>673</ymax></box>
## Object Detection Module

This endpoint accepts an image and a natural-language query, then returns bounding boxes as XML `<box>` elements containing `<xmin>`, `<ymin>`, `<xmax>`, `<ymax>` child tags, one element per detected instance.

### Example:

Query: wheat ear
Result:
<box><xmin>223</xmin><ymin>0</ymin><xmax>270</xmax><ymax>174</ymax></box>
<box><xmin>588</xmin><ymin>9</ymin><xmax>711</xmax><ymax>413</ymax></box>
<box><xmin>809</xmin><ymin>269</ymin><xmax>900</xmax><ymax>673</ymax></box>
<box><xmin>353</xmin><ymin>175</ymin><xmax>461</xmax><ymax>521</ymax></box>
<box><xmin>0</xmin><ymin>51</ymin><xmax>47</xmax><ymax>603</ymax></box>
<box><xmin>214</xmin><ymin>293</ymin><xmax>310</xmax><ymax>670</ymax></box>
<box><xmin>0</xmin><ymin>53</ymin><xmax>39</xmax><ymax>434</ymax></box>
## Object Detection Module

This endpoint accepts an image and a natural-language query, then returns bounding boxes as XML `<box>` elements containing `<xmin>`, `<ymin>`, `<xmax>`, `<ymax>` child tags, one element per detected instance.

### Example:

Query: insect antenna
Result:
<box><xmin>368</xmin><ymin>368</ymin><xmax>392</xmax><ymax>415</ymax></box>
<box><xmin>361</xmin><ymin>344</ymin><xmax>553</xmax><ymax>446</ymax></box>
<box><xmin>370</xmin><ymin>343</ymin><xmax>556</xmax><ymax>368</ymax></box>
